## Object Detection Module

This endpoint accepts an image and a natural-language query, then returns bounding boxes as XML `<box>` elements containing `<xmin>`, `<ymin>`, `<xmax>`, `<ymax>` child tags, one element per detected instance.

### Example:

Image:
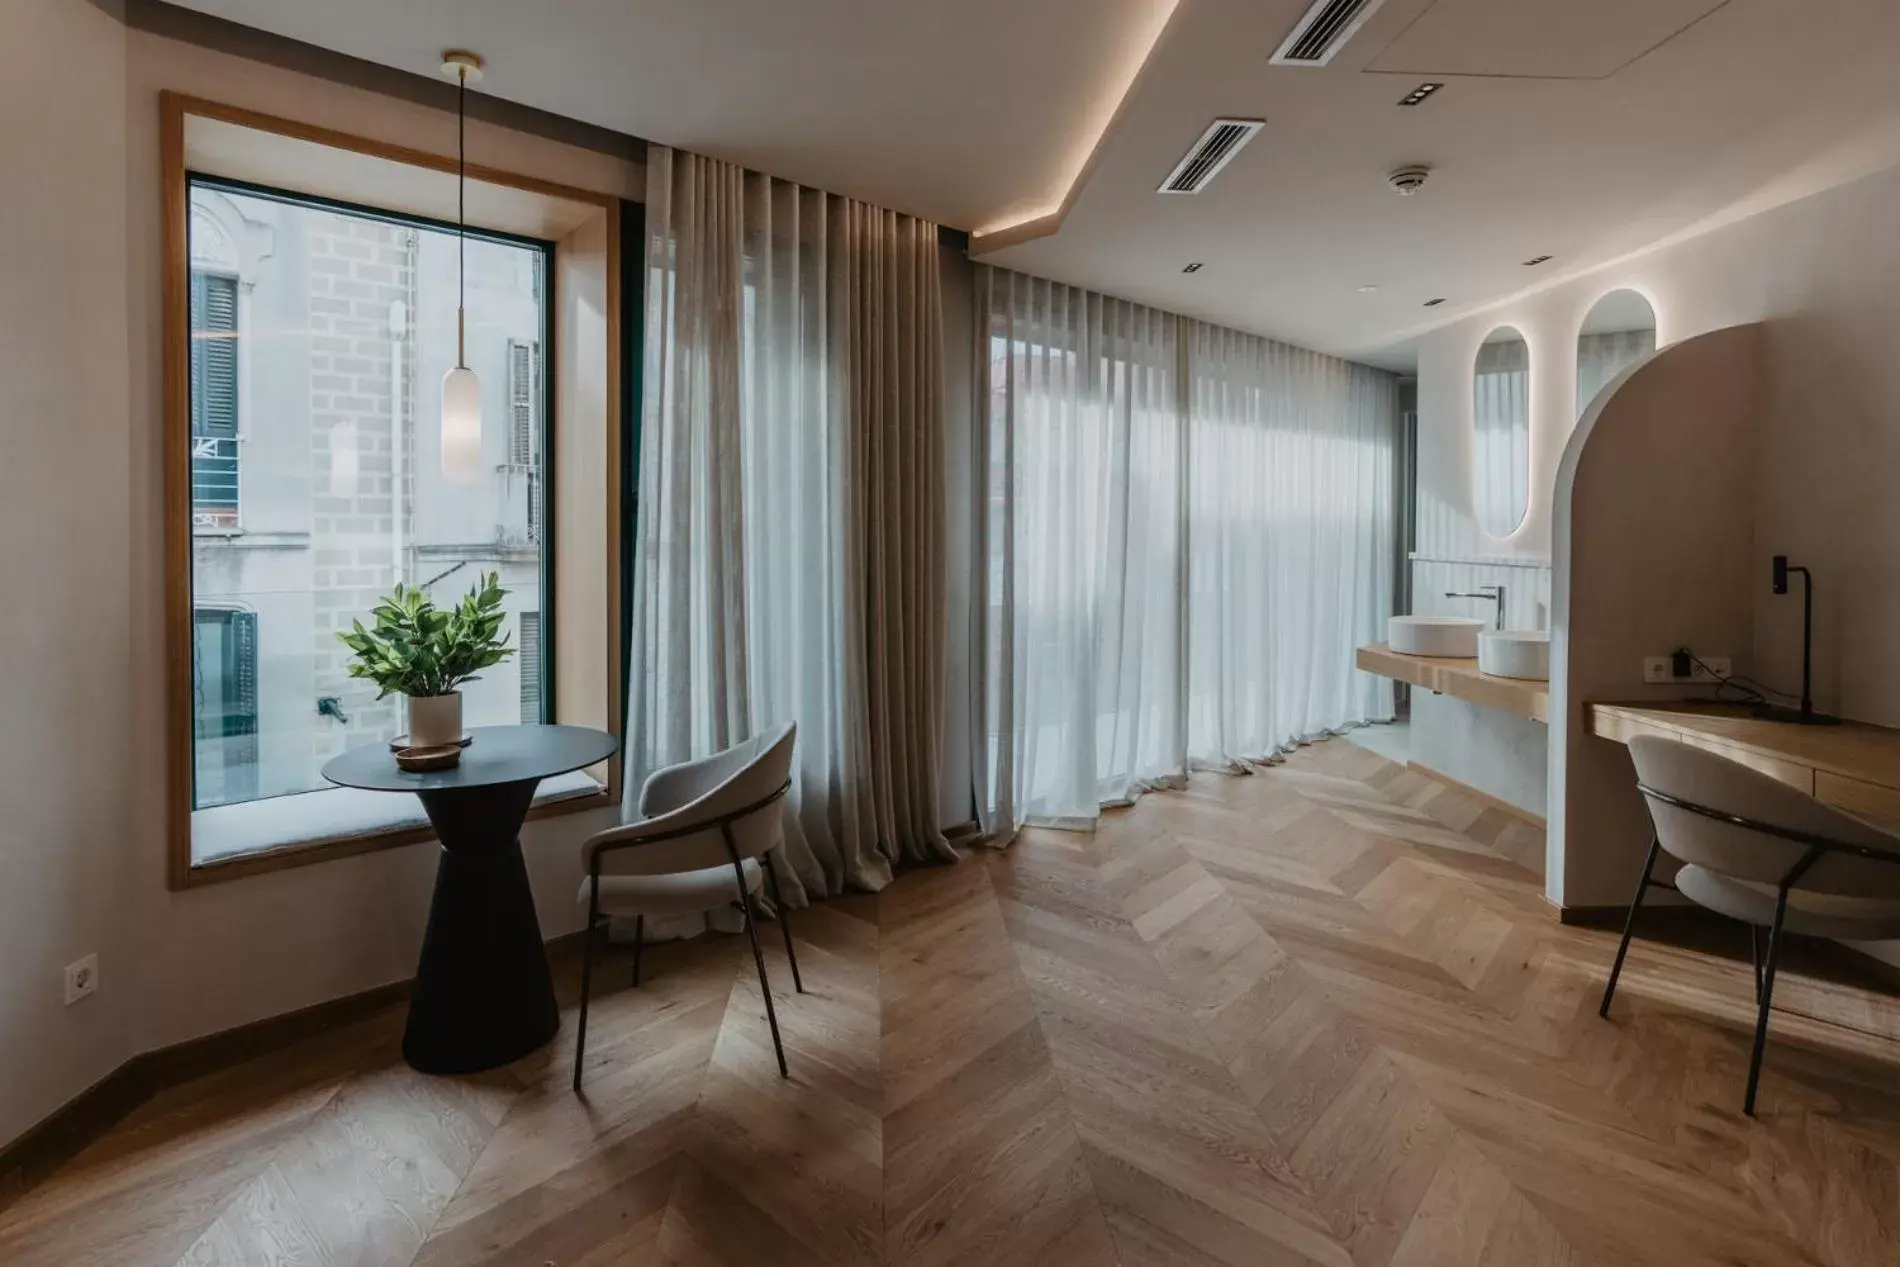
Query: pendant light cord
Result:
<box><xmin>456</xmin><ymin>66</ymin><xmax>467</xmax><ymax>368</ymax></box>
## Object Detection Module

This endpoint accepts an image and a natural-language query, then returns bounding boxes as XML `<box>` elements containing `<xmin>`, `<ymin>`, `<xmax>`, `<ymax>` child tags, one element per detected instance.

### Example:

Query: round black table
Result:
<box><xmin>323</xmin><ymin>723</ymin><xmax>617</xmax><ymax>1075</ymax></box>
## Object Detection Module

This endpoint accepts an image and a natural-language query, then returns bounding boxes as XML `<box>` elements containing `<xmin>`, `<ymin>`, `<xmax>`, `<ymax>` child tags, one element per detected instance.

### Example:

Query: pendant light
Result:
<box><xmin>439</xmin><ymin>50</ymin><xmax>485</xmax><ymax>485</ymax></box>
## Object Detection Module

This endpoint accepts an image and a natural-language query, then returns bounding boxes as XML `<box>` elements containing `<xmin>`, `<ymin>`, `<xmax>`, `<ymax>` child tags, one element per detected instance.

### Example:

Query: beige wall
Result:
<box><xmin>1409</xmin><ymin>149</ymin><xmax>1900</xmax><ymax>956</ymax></box>
<box><xmin>120</xmin><ymin>26</ymin><xmax>644</xmax><ymax>1059</ymax></box>
<box><xmin>7</xmin><ymin>7</ymin><xmax>990</xmax><ymax>1150</ymax></box>
<box><xmin>1413</xmin><ymin>155</ymin><xmax>1900</xmax><ymax>731</ymax></box>
<box><xmin>4</xmin><ymin>9</ymin><xmax>642</xmax><ymax>1148</ymax></box>
<box><xmin>0</xmin><ymin>0</ymin><xmax>137</xmax><ymax>1151</ymax></box>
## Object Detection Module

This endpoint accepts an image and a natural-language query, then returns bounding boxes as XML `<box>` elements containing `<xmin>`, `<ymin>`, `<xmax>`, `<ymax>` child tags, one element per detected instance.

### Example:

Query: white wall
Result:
<box><xmin>1410</xmin><ymin>694</ymin><xmax>1547</xmax><ymax>832</ymax></box>
<box><xmin>1411</xmin><ymin>155</ymin><xmax>1900</xmax><ymax>730</ymax></box>
<box><xmin>0</xmin><ymin>0</ymin><xmax>136</xmax><ymax>1149</ymax></box>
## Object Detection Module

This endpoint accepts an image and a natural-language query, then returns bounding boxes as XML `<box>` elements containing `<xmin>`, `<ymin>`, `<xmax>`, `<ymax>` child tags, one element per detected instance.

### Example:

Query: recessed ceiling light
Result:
<box><xmin>1422</xmin><ymin>297</ymin><xmax>1447</xmax><ymax>307</ymax></box>
<box><xmin>1182</xmin><ymin>261</ymin><xmax>1204</xmax><ymax>273</ymax></box>
<box><xmin>1522</xmin><ymin>254</ymin><xmax>1554</xmax><ymax>266</ymax></box>
<box><xmin>1398</xmin><ymin>81</ymin><xmax>1443</xmax><ymax>107</ymax></box>
<box><xmin>1357</xmin><ymin>284</ymin><xmax>1379</xmax><ymax>293</ymax></box>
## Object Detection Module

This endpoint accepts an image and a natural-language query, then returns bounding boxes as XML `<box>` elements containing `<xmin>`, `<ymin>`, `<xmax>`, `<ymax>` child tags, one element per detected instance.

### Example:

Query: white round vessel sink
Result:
<box><xmin>1479</xmin><ymin>630</ymin><xmax>1550</xmax><ymax>680</ymax></box>
<box><xmin>1389</xmin><ymin>615</ymin><xmax>1486</xmax><ymax>658</ymax></box>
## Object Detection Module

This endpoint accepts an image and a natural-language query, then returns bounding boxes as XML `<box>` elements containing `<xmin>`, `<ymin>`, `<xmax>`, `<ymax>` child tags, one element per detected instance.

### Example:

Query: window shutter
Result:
<box><xmin>517</xmin><ymin>611</ymin><xmax>542</xmax><ymax>722</ymax></box>
<box><xmin>192</xmin><ymin>274</ymin><xmax>239</xmax><ymax>439</ymax></box>
<box><xmin>508</xmin><ymin>340</ymin><xmax>536</xmax><ymax>467</ymax></box>
<box><xmin>189</xmin><ymin>273</ymin><xmax>240</xmax><ymax>524</ymax></box>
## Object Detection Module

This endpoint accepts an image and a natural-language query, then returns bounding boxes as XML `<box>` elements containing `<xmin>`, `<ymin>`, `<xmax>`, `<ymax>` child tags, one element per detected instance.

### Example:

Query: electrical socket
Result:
<box><xmin>1643</xmin><ymin>655</ymin><xmax>1731</xmax><ymax>685</ymax></box>
<box><xmin>64</xmin><ymin>954</ymin><xmax>98</xmax><ymax>1005</ymax></box>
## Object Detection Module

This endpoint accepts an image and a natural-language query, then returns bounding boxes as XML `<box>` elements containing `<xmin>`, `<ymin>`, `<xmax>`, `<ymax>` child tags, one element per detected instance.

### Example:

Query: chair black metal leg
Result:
<box><xmin>1749</xmin><ymin>924</ymin><xmax>1764</xmax><ymax>1004</ymax></box>
<box><xmin>762</xmin><ymin>851</ymin><xmax>804</xmax><ymax>993</ymax></box>
<box><xmin>730</xmin><ymin>858</ymin><xmax>788</xmax><ymax>1078</ymax></box>
<box><xmin>1744</xmin><ymin>890</ymin><xmax>1792</xmax><ymax>1117</ymax></box>
<box><xmin>1600</xmin><ymin>835</ymin><xmax>1662</xmax><ymax>1018</ymax></box>
<box><xmin>632</xmin><ymin>915</ymin><xmax>645</xmax><ymax>988</ymax></box>
<box><xmin>572</xmin><ymin>890</ymin><xmax>601</xmax><ymax>1093</ymax></box>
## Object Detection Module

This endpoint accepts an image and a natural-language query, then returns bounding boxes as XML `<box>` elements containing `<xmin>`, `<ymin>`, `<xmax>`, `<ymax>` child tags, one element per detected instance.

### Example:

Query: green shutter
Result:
<box><xmin>191</xmin><ymin>273</ymin><xmax>239</xmax><ymax>438</ymax></box>
<box><xmin>189</xmin><ymin>272</ymin><xmax>240</xmax><ymax>521</ymax></box>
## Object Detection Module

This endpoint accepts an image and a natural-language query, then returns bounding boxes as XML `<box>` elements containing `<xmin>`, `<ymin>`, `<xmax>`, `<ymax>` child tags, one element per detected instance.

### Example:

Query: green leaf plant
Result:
<box><xmin>336</xmin><ymin>571</ymin><xmax>516</xmax><ymax>700</ymax></box>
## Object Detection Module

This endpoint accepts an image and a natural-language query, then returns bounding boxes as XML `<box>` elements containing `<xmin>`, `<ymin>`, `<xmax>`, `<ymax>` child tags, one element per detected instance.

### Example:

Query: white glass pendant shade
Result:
<box><xmin>328</xmin><ymin>418</ymin><xmax>359</xmax><ymax>497</ymax></box>
<box><xmin>441</xmin><ymin>363</ymin><xmax>482</xmax><ymax>484</ymax></box>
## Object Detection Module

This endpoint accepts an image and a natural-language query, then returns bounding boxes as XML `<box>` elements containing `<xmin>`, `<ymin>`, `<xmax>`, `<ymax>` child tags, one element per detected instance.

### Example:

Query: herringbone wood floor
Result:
<box><xmin>6</xmin><ymin>739</ymin><xmax>1900</xmax><ymax>1266</ymax></box>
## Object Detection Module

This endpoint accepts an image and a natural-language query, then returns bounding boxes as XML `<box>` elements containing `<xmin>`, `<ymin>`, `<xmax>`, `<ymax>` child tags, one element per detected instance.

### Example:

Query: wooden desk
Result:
<box><xmin>1588</xmin><ymin>702</ymin><xmax>1900</xmax><ymax>823</ymax></box>
<box><xmin>1356</xmin><ymin>644</ymin><xmax>1548</xmax><ymax>723</ymax></box>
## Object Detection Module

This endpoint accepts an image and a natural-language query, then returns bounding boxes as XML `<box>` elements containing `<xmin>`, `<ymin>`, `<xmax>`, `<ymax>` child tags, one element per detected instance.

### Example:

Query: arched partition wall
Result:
<box><xmin>1547</xmin><ymin>323</ymin><xmax>1765</xmax><ymax>906</ymax></box>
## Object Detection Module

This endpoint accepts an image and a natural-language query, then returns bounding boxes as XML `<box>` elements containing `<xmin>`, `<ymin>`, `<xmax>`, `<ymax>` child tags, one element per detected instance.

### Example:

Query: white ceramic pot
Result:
<box><xmin>407</xmin><ymin>691</ymin><xmax>463</xmax><ymax>748</ymax></box>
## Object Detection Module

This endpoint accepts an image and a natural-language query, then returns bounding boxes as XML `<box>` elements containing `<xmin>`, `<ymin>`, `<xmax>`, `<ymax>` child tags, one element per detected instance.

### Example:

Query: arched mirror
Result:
<box><xmin>1576</xmin><ymin>289</ymin><xmax>1656</xmax><ymax>421</ymax></box>
<box><xmin>1472</xmin><ymin>325</ymin><xmax>1530</xmax><ymax>539</ymax></box>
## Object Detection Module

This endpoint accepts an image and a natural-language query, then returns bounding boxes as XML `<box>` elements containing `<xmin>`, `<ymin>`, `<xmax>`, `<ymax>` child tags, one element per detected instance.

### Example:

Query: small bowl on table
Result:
<box><xmin>395</xmin><ymin>744</ymin><xmax>463</xmax><ymax>773</ymax></box>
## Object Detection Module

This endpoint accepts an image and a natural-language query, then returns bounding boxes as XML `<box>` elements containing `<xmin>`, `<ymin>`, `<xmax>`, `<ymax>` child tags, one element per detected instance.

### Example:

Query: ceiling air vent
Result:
<box><xmin>1271</xmin><ymin>0</ymin><xmax>1392</xmax><ymax>67</ymax></box>
<box><xmin>1158</xmin><ymin>118</ymin><xmax>1264</xmax><ymax>195</ymax></box>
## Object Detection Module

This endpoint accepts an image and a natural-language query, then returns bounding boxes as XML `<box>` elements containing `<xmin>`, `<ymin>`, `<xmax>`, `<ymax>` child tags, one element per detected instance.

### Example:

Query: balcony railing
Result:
<box><xmin>191</xmin><ymin>435</ymin><xmax>239</xmax><ymax>529</ymax></box>
<box><xmin>496</xmin><ymin>462</ymin><xmax>541</xmax><ymax>548</ymax></box>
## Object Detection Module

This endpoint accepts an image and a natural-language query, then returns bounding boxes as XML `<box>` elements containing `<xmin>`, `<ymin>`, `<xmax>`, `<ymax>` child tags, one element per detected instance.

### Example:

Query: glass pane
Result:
<box><xmin>187</xmin><ymin>181</ymin><xmax>550</xmax><ymax>814</ymax></box>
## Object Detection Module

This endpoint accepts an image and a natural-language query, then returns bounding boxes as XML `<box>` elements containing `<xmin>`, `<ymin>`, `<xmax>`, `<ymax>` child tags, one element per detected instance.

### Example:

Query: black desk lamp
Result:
<box><xmin>1755</xmin><ymin>555</ymin><xmax>1839</xmax><ymax>725</ymax></box>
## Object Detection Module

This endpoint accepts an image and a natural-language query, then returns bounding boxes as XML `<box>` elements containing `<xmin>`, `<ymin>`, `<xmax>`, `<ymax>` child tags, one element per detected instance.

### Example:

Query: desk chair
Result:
<box><xmin>1600</xmin><ymin>734</ymin><xmax>1900</xmax><ymax>1115</ymax></box>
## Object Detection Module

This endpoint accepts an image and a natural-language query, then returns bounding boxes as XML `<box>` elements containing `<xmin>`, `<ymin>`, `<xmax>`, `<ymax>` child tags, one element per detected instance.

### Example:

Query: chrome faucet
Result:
<box><xmin>1444</xmin><ymin>583</ymin><xmax>1506</xmax><ymax>630</ymax></box>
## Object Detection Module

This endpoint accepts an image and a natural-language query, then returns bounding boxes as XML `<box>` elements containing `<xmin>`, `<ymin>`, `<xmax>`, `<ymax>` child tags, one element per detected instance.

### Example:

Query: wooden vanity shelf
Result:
<box><xmin>1356</xmin><ymin>644</ymin><xmax>1548</xmax><ymax>723</ymax></box>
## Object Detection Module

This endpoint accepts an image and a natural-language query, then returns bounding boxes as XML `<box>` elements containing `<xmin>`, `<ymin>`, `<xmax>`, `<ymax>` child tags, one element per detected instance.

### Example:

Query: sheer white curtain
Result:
<box><xmin>629</xmin><ymin>147</ymin><xmax>953</xmax><ymax>910</ymax></box>
<box><xmin>974</xmin><ymin>267</ymin><xmax>1399</xmax><ymax>836</ymax></box>
<box><xmin>976</xmin><ymin>270</ymin><xmax>1184</xmax><ymax>832</ymax></box>
<box><xmin>1576</xmin><ymin>328</ymin><xmax>1655</xmax><ymax>419</ymax></box>
<box><xmin>1185</xmin><ymin>322</ymin><xmax>1396</xmax><ymax>766</ymax></box>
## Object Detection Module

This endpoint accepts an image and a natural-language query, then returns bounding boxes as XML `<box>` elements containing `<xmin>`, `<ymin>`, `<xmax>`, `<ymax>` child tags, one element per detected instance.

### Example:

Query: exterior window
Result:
<box><xmin>505</xmin><ymin>338</ymin><xmax>542</xmax><ymax>544</ymax></box>
<box><xmin>193</xmin><ymin>607</ymin><xmax>258</xmax><ymax>807</ymax></box>
<box><xmin>186</xmin><ymin>177</ymin><xmax>553</xmax><ymax>819</ymax></box>
<box><xmin>518</xmin><ymin>610</ymin><xmax>542</xmax><ymax>722</ymax></box>
<box><xmin>190</xmin><ymin>272</ymin><xmax>240</xmax><ymax>527</ymax></box>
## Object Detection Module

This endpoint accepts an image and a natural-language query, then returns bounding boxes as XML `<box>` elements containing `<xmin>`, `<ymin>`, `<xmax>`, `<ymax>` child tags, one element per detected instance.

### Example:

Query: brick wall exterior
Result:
<box><xmin>306</xmin><ymin>215</ymin><xmax>416</xmax><ymax>760</ymax></box>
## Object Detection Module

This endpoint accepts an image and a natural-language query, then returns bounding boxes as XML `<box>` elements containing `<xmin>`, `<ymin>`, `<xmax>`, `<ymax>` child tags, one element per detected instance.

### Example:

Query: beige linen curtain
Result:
<box><xmin>626</xmin><ymin>147</ymin><xmax>952</xmax><ymax>908</ymax></box>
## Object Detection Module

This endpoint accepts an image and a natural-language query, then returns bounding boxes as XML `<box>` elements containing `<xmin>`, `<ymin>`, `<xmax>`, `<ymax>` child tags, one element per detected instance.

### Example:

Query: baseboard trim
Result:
<box><xmin>1405</xmin><ymin>760</ymin><xmax>1547</xmax><ymax>829</ymax></box>
<box><xmin>0</xmin><ymin>927</ymin><xmax>590</xmax><ymax>1205</ymax></box>
<box><xmin>1557</xmin><ymin>902</ymin><xmax>1689</xmax><ymax>929</ymax></box>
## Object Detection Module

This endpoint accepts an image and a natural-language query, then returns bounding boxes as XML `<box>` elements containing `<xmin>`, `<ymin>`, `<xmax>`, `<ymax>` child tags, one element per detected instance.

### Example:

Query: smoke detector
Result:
<box><xmin>1388</xmin><ymin>164</ymin><xmax>1431</xmax><ymax>196</ymax></box>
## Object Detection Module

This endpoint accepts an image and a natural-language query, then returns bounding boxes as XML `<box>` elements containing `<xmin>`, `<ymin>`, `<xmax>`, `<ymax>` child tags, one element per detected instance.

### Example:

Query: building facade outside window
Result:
<box><xmin>187</xmin><ymin>178</ymin><xmax>551</xmax><ymax>815</ymax></box>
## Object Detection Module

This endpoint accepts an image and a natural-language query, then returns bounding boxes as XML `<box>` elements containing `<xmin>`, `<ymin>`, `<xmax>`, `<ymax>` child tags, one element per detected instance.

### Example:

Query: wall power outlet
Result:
<box><xmin>64</xmin><ymin>953</ymin><xmax>98</xmax><ymax>1005</ymax></box>
<box><xmin>1643</xmin><ymin>655</ymin><xmax>1731</xmax><ymax>685</ymax></box>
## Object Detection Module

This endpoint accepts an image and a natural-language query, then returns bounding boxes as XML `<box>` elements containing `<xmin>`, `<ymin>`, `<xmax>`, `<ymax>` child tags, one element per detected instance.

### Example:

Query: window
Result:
<box><xmin>193</xmin><ymin>606</ymin><xmax>258</xmax><ymax>807</ymax></box>
<box><xmin>185</xmin><ymin>176</ymin><xmax>553</xmax><ymax>821</ymax></box>
<box><xmin>518</xmin><ymin>611</ymin><xmax>542</xmax><ymax>722</ymax></box>
<box><xmin>190</xmin><ymin>272</ymin><xmax>240</xmax><ymax>528</ymax></box>
<box><xmin>505</xmin><ymin>338</ymin><xmax>542</xmax><ymax>544</ymax></box>
<box><xmin>165</xmin><ymin>97</ymin><xmax>623</xmax><ymax>887</ymax></box>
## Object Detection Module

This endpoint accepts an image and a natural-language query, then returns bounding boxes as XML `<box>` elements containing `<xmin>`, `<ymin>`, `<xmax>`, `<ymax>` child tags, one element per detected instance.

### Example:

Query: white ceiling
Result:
<box><xmin>169</xmin><ymin>0</ymin><xmax>1900</xmax><ymax>369</ymax></box>
<box><xmin>161</xmin><ymin>0</ymin><xmax>1176</xmax><ymax>234</ymax></box>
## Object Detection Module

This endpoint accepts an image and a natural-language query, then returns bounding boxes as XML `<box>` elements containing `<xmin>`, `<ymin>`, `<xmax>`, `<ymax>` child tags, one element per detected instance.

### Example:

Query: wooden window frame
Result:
<box><xmin>162</xmin><ymin>93</ymin><xmax>624</xmax><ymax>889</ymax></box>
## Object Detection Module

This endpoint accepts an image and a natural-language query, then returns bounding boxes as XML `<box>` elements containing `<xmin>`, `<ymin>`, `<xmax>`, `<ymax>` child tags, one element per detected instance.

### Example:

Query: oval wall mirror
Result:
<box><xmin>1576</xmin><ymin>289</ymin><xmax>1656</xmax><ymax>421</ymax></box>
<box><xmin>1472</xmin><ymin>325</ymin><xmax>1531</xmax><ymax>539</ymax></box>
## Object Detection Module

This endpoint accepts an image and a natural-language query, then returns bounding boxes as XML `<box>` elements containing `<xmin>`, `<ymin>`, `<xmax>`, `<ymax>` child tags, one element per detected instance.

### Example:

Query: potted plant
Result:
<box><xmin>337</xmin><ymin>572</ymin><xmax>515</xmax><ymax>749</ymax></box>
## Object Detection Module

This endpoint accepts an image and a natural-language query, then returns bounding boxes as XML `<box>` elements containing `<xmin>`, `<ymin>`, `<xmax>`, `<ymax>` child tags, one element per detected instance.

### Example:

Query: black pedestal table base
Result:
<box><xmin>404</xmin><ymin>777</ymin><xmax>556</xmax><ymax>1074</ymax></box>
<box><xmin>321</xmin><ymin>724</ymin><xmax>619</xmax><ymax>1078</ymax></box>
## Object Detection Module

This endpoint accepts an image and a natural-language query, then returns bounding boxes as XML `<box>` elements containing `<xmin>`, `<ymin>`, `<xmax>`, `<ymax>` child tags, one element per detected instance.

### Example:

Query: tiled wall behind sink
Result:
<box><xmin>1408</xmin><ymin>556</ymin><xmax>1553</xmax><ymax>634</ymax></box>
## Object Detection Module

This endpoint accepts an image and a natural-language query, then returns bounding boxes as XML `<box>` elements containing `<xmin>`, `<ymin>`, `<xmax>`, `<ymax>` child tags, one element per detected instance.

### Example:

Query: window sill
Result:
<box><xmin>181</xmin><ymin>772</ymin><xmax>609</xmax><ymax>888</ymax></box>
